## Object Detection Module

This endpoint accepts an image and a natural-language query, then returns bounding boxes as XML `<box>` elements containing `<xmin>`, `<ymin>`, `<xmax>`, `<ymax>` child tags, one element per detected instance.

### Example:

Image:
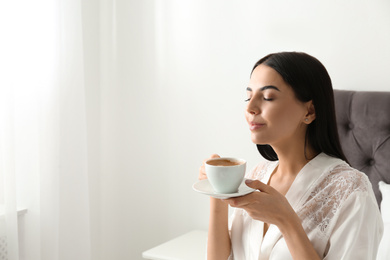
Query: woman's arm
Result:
<box><xmin>199</xmin><ymin>154</ymin><xmax>232</xmax><ymax>259</ymax></box>
<box><xmin>225</xmin><ymin>179</ymin><xmax>320</xmax><ymax>260</ymax></box>
<box><xmin>323</xmin><ymin>192</ymin><xmax>383</xmax><ymax>259</ymax></box>
<box><xmin>207</xmin><ymin>198</ymin><xmax>231</xmax><ymax>260</ymax></box>
<box><xmin>278</xmin><ymin>213</ymin><xmax>321</xmax><ymax>260</ymax></box>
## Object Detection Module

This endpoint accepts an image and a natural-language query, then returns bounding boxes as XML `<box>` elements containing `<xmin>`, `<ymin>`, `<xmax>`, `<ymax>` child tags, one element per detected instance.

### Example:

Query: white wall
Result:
<box><xmin>95</xmin><ymin>0</ymin><xmax>390</xmax><ymax>259</ymax></box>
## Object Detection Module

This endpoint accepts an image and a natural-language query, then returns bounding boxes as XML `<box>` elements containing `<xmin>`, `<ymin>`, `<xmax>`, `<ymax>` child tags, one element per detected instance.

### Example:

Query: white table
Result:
<box><xmin>142</xmin><ymin>230</ymin><xmax>207</xmax><ymax>260</ymax></box>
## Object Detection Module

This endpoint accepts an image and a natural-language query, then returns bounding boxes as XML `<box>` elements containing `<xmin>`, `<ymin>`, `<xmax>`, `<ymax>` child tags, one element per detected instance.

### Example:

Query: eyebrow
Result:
<box><xmin>246</xmin><ymin>85</ymin><xmax>280</xmax><ymax>92</ymax></box>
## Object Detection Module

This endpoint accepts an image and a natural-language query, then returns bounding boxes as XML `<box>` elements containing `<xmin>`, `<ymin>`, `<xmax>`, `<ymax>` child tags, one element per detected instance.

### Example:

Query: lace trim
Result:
<box><xmin>244</xmin><ymin>161</ymin><xmax>370</xmax><ymax>237</ymax></box>
<box><xmin>246</xmin><ymin>160</ymin><xmax>274</xmax><ymax>180</ymax></box>
<box><xmin>297</xmin><ymin>163</ymin><xmax>370</xmax><ymax>236</ymax></box>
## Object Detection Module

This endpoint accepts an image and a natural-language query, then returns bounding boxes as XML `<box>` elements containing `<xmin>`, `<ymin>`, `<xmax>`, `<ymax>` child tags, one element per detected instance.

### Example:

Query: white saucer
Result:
<box><xmin>192</xmin><ymin>179</ymin><xmax>256</xmax><ymax>199</ymax></box>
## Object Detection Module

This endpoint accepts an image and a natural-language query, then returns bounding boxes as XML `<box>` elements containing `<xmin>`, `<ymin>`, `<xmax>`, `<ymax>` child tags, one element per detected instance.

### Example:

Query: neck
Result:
<box><xmin>271</xmin><ymin>139</ymin><xmax>318</xmax><ymax>179</ymax></box>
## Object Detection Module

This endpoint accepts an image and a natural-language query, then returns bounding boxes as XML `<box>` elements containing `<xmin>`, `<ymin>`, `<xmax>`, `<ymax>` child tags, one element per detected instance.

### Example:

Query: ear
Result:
<box><xmin>303</xmin><ymin>100</ymin><xmax>316</xmax><ymax>124</ymax></box>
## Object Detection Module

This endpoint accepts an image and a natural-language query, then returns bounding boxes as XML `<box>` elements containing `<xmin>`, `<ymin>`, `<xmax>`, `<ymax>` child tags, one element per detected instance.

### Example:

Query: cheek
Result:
<box><xmin>262</xmin><ymin>105</ymin><xmax>284</xmax><ymax>122</ymax></box>
<box><xmin>266</xmin><ymin>104</ymin><xmax>303</xmax><ymax>128</ymax></box>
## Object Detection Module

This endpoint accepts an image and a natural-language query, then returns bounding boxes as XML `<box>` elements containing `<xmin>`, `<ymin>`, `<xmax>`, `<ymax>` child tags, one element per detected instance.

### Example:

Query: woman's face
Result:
<box><xmin>245</xmin><ymin>64</ymin><xmax>313</xmax><ymax>147</ymax></box>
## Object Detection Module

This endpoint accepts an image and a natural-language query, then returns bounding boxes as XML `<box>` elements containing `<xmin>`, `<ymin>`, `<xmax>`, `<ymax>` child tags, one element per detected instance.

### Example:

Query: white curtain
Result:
<box><xmin>0</xmin><ymin>0</ymin><xmax>92</xmax><ymax>259</ymax></box>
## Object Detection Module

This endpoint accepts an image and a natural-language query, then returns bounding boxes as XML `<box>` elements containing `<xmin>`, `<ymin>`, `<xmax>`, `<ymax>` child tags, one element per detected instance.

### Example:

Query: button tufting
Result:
<box><xmin>348</xmin><ymin>123</ymin><xmax>354</xmax><ymax>130</ymax></box>
<box><xmin>368</xmin><ymin>159</ymin><xmax>375</xmax><ymax>166</ymax></box>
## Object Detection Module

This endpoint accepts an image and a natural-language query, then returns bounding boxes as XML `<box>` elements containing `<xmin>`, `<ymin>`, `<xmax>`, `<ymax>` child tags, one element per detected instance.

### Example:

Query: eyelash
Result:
<box><xmin>245</xmin><ymin>97</ymin><xmax>273</xmax><ymax>102</ymax></box>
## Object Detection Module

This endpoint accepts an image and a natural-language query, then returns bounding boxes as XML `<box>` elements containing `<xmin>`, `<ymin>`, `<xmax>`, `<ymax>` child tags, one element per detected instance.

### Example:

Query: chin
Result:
<box><xmin>251</xmin><ymin>133</ymin><xmax>265</xmax><ymax>144</ymax></box>
<box><xmin>251</xmin><ymin>137</ymin><xmax>265</xmax><ymax>145</ymax></box>
<box><xmin>251</xmin><ymin>135</ymin><xmax>272</xmax><ymax>145</ymax></box>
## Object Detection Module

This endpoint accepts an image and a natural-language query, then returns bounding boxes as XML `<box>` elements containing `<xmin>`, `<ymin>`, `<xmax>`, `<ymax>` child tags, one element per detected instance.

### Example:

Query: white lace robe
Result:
<box><xmin>229</xmin><ymin>153</ymin><xmax>383</xmax><ymax>260</ymax></box>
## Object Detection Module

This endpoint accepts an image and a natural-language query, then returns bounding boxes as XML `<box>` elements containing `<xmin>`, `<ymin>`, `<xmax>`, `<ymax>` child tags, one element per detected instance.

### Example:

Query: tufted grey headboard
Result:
<box><xmin>334</xmin><ymin>89</ymin><xmax>390</xmax><ymax>207</ymax></box>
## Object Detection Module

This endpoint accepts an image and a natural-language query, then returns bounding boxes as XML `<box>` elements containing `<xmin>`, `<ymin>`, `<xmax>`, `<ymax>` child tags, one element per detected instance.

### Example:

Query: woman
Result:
<box><xmin>199</xmin><ymin>52</ymin><xmax>383</xmax><ymax>259</ymax></box>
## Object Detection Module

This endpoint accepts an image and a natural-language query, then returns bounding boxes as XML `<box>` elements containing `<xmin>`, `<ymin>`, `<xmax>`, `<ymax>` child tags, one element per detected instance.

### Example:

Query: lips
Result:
<box><xmin>249</xmin><ymin>122</ymin><xmax>266</xmax><ymax>130</ymax></box>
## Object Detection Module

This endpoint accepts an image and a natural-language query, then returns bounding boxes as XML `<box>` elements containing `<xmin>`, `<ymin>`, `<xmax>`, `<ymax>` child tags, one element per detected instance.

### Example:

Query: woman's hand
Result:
<box><xmin>198</xmin><ymin>154</ymin><xmax>220</xmax><ymax>180</ymax></box>
<box><xmin>223</xmin><ymin>179</ymin><xmax>297</xmax><ymax>228</ymax></box>
<box><xmin>224</xmin><ymin>179</ymin><xmax>321</xmax><ymax>260</ymax></box>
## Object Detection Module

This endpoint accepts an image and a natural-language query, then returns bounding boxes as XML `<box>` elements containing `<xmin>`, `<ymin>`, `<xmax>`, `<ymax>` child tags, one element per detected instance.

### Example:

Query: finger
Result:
<box><xmin>198</xmin><ymin>165</ymin><xmax>207</xmax><ymax>180</ymax></box>
<box><xmin>198</xmin><ymin>175</ymin><xmax>207</xmax><ymax>180</ymax></box>
<box><xmin>224</xmin><ymin>194</ymin><xmax>253</xmax><ymax>208</ymax></box>
<box><xmin>203</xmin><ymin>154</ymin><xmax>221</xmax><ymax>164</ymax></box>
<box><xmin>200</xmin><ymin>154</ymin><xmax>220</xmax><ymax>180</ymax></box>
<box><xmin>245</xmin><ymin>179</ymin><xmax>273</xmax><ymax>193</ymax></box>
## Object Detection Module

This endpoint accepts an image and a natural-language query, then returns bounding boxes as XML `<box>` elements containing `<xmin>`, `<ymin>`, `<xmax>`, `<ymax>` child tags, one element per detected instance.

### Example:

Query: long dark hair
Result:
<box><xmin>252</xmin><ymin>52</ymin><xmax>348</xmax><ymax>163</ymax></box>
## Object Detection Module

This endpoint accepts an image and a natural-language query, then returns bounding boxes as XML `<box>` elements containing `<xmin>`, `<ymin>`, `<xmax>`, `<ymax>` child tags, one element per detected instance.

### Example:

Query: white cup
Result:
<box><xmin>205</xmin><ymin>157</ymin><xmax>246</xmax><ymax>194</ymax></box>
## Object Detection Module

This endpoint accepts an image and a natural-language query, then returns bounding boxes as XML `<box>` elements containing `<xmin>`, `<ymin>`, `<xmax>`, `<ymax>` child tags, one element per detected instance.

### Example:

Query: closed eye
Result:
<box><xmin>245</xmin><ymin>97</ymin><xmax>273</xmax><ymax>102</ymax></box>
<box><xmin>246</xmin><ymin>85</ymin><xmax>277</xmax><ymax>102</ymax></box>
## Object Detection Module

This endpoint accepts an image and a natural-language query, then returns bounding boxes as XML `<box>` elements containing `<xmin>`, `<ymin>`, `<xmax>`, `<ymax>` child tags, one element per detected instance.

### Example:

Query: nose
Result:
<box><xmin>246</xmin><ymin>98</ymin><xmax>260</xmax><ymax>115</ymax></box>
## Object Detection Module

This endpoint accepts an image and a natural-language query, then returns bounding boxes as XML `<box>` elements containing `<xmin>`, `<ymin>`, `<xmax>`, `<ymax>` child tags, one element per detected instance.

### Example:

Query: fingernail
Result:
<box><xmin>245</xmin><ymin>179</ymin><xmax>254</xmax><ymax>184</ymax></box>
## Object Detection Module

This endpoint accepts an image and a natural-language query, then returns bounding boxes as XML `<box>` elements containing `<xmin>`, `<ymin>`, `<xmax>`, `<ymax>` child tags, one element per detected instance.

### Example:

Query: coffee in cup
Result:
<box><xmin>205</xmin><ymin>157</ymin><xmax>246</xmax><ymax>194</ymax></box>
